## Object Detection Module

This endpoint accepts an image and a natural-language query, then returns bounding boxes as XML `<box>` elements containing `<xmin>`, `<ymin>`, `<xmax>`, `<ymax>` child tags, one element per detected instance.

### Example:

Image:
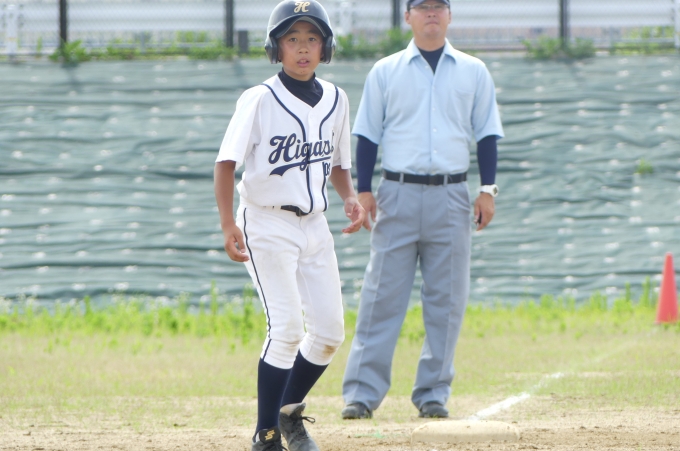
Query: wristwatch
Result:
<box><xmin>479</xmin><ymin>184</ymin><xmax>499</xmax><ymax>198</ymax></box>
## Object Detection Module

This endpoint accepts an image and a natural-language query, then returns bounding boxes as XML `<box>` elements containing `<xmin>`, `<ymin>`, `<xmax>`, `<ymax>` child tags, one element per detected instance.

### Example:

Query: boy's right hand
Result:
<box><xmin>222</xmin><ymin>223</ymin><xmax>249</xmax><ymax>262</ymax></box>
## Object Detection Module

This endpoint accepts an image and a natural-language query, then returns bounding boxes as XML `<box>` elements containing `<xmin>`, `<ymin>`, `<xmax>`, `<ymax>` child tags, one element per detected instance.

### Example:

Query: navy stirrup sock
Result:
<box><xmin>255</xmin><ymin>359</ymin><xmax>292</xmax><ymax>434</ymax></box>
<box><xmin>281</xmin><ymin>351</ymin><xmax>329</xmax><ymax>406</ymax></box>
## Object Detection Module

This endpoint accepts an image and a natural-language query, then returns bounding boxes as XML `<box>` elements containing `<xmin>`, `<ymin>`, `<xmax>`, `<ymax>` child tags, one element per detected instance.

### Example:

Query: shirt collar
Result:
<box><xmin>406</xmin><ymin>38</ymin><xmax>457</xmax><ymax>63</ymax></box>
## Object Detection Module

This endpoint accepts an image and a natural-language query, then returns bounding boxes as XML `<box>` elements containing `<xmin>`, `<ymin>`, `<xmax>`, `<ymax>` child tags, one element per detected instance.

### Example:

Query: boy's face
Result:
<box><xmin>278</xmin><ymin>20</ymin><xmax>324</xmax><ymax>81</ymax></box>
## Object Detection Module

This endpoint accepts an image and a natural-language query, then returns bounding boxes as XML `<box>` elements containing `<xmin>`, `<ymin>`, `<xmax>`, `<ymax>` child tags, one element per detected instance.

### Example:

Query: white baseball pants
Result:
<box><xmin>236</xmin><ymin>204</ymin><xmax>345</xmax><ymax>369</ymax></box>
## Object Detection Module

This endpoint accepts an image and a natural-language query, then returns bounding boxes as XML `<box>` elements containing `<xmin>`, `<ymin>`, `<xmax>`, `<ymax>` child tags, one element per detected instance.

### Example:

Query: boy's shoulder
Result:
<box><xmin>237</xmin><ymin>83</ymin><xmax>272</xmax><ymax>106</ymax></box>
<box><xmin>235</xmin><ymin>75</ymin><xmax>285</xmax><ymax>108</ymax></box>
<box><xmin>316</xmin><ymin>77</ymin><xmax>348</xmax><ymax>101</ymax></box>
<box><xmin>247</xmin><ymin>76</ymin><xmax>281</xmax><ymax>94</ymax></box>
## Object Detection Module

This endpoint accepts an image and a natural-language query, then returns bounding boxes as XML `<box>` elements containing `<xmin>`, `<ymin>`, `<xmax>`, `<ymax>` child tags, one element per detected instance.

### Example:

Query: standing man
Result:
<box><xmin>341</xmin><ymin>0</ymin><xmax>503</xmax><ymax>419</ymax></box>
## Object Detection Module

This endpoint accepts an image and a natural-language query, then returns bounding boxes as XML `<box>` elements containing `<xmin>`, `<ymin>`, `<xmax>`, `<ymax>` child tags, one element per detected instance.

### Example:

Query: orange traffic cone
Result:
<box><xmin>656</xmin><ymin>252</ymin><xmax>679</xmax><ymax>324</ymax></box>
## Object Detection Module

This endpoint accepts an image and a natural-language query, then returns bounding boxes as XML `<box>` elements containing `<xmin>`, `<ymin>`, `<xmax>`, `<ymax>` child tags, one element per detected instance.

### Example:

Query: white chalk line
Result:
<box><xmin>467</xmin><ymin>372</ymin><xmax>563</xmax><ymax>421</ymax></box>
<box><xmin>466</xmin><ymin>328</ymin><xmax>657</xmax><ymax>422</ymax></box>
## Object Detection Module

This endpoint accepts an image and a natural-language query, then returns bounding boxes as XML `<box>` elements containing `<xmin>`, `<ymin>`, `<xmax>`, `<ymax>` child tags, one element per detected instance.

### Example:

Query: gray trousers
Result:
<box><xmin>342</xmin><ymin>178</ymin><xmax>471</xmax><ymax>411</ymax></box>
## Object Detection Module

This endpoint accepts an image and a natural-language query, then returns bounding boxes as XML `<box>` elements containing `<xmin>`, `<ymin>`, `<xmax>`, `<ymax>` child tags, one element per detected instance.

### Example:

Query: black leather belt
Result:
<box><xmin>382</xmin><ymin>169</ymin><xmax>467</xmax><ymax>186</ymax></box>
<box><xmin>281</xmin><ymin>205</ymin><xmax>309</xmax><ymax>217</ymax></box>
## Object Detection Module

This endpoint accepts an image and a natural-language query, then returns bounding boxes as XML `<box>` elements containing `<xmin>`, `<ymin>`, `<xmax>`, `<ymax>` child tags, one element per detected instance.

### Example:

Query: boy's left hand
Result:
<box><xmin>342</xmin><ymin>197</ymin><xmax>366</xmax><ymax>234</ymax></box>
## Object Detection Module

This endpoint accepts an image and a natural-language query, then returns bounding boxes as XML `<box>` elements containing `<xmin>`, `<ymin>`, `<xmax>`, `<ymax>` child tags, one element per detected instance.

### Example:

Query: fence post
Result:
<box><xmin>59</xmin><ymin>0</ymin><xmax>68</xmax><ymax>46</ymax></box>
<box><xmin>392</xmin><ymin>0</ymin><xmax>401</xmax><ymax>30</ymax></box>
<box><xmin>675</xmin><ymin>0</ymin><xmax>679</xmax><ymax>50</ymax></box>
<box><xmin>225</xmin><ymin>0</ymin><xmax>234</xmax><ymax>47</ymax></box>
<box><xmin>559</xmin><ymin>0</ymin><xmax>569</xmax><ymax>46</ymax></box>
<box><xmin>238</xmin><ymin>29</ymin><xmax>248</xmax><ymax>55</ymax></box>
<box><xmin>5</xmin><ymin>5</ymin><xmax>20</xmax><ymax>57</ymax></box>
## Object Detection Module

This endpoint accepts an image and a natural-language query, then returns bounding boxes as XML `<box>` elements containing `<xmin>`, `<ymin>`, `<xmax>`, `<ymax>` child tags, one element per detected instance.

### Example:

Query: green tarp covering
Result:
<box><xmin>1</xmin><ymin>55</ymin><xmax>679</xmax><ymax>306</ymax></box>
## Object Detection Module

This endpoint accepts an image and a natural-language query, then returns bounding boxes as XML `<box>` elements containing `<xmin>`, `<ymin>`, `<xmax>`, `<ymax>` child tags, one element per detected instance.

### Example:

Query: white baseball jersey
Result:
<box><xmin>216</xmin><ymin>75</ymin><xmax>352</xmax><ymax>214</ymax></box>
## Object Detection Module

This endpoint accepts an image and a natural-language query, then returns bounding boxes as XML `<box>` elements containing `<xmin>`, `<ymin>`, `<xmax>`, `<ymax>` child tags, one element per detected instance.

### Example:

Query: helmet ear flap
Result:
<box><xmin>322</xmin><ymin>36</ymin><xmax>336</xmax><ymax>64</ymax></box>
<box><xmin>264</xmin><ymin>36</ymin><xmax>279</xmax><ymax>64</ymax></box>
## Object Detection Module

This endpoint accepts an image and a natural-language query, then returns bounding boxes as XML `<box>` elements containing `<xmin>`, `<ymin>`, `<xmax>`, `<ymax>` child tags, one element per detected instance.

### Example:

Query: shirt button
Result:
<box><xmin>433</xmin><ymin>128</ymin><xmax>437</xmax><ymax>132</ymax></box>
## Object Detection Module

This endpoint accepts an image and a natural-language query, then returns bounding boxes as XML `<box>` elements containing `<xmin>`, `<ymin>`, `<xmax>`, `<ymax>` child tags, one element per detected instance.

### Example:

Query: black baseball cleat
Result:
<box><xmin>279</xmin><ymin>403</ymin><xmax>319</xmax><ymax>451</ymax></box>
<box><xmin>252</xmin><ymin>426</ymin><xmax>287</xmax><ymax>451</ymax></box>
<box><xmin>341</xmin><ymin>402</ymin><xmax>372</xmax><ymax>420</ymax></box>
<box><xmin>418</xmin><ymin>401</ymin><xmax>449</xmax><ymax>418</ymax></box>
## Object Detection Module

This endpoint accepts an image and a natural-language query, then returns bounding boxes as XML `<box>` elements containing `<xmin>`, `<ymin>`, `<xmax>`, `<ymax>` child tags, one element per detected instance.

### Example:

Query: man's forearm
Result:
<box><xmin>476</xmin><ymin>135</ymin><xmax>498</xmax><ymax>185</ymax></box>
<box><xmin>356</xmin><ymin>135</ymin><xmax>379</xmax><ymax>193</ymax></box>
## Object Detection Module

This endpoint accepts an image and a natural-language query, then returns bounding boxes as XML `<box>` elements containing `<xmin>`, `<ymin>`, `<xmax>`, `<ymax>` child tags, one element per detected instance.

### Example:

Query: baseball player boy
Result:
<box><xmin>214</xmin><ymin>2</ymin><xmax>365</xmax><ymax>450</ymax></box>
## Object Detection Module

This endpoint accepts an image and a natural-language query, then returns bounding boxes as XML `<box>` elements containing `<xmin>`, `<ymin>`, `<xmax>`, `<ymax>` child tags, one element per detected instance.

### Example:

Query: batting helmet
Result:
<box><xmin>264</xmin><ymin>0</ymin><xmax>336</xmax><ymax>65</ymax></box>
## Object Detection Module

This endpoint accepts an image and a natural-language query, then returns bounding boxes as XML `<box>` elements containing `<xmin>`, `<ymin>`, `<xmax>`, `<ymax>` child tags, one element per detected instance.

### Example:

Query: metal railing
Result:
<box><xmin>1</xmin><ymin>0</ymin><xmax>679</xmax><ymax>56</ymax></box>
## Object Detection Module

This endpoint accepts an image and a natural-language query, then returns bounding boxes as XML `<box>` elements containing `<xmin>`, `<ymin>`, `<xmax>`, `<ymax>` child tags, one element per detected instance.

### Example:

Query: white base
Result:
<box><xmin>411</xmin><ymin>420</ymin><xmax>520</xmax><ymax>444</ymax></box>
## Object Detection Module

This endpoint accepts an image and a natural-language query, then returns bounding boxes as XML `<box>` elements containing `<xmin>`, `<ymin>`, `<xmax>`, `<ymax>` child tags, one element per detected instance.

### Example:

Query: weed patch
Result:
<box><xmin>335</xmin><ymin>29</ymin><xmax>413</xmax><ymax>59</ymax></box>
<box><xmin>611</xmin><ymin>26</ymin><xmax>678</xmax><ymax>55</ymax></box>
<box><xmin>523</xmin><ymin>37</ymin><xmax>596</xmax><ymax>60</ymax></box>
<box><xmin>0</xmin><ymin>279</ymin><xmax>674</xmax><ymax>341</ymax></box>
<box><xmin>0</xmin><ymin>283</ymin><xmax>261</xmax><ymax>341</ymax></box>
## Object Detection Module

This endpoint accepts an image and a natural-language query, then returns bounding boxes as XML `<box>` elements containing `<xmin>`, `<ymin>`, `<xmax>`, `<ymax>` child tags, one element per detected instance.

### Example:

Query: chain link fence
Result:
<box><xmin>1</xmin><ymin>1</ymin><xmax>679</xmax><ymax>55</ymax></box>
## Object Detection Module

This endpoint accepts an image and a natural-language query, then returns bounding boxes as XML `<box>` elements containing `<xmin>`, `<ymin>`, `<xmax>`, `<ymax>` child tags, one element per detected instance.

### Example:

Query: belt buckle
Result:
<box><xmin>428</xmin><ymin>174</ymin><xmax>439</xmax><ymax>186</ymax></box>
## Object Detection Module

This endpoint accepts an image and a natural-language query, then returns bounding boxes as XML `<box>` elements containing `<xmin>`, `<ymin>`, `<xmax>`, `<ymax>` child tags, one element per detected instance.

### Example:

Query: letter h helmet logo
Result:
<box><xmin>294</xmin><ymin>2</ymin><xmax>311</xmax><ymax>13</ymax></box>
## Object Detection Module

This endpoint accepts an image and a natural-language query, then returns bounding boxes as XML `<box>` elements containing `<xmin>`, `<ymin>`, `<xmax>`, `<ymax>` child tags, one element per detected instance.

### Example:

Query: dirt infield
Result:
<box><xmin>2</xmin><ymin>396</ymin><xmax>678</xmax><ymax>451</ymax></box>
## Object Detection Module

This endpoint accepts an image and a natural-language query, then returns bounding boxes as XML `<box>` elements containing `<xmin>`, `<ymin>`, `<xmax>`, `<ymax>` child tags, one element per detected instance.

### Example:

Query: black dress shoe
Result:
<box><xmin>418</xmin><ymin>401</ymin><xmax>449</xmax><ymax>418</ymax></box>
<box><xmin>341</xmin><ymin>402</ymin><xmax>372</xmax><ymax>419</ymax></box>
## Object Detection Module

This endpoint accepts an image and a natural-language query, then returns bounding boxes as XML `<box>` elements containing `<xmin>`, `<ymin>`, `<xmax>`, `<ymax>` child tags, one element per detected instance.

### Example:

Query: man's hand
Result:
<box><xmin>473</xmin><ymin>193</ymin><xmax>495</xmax><ymax>231</ymax></box>
<box><xmin>222</xmin><ymin>222</ymin><xmax>249</xmax><ymax>262</ymax></box>
<box><xmin>342</xmin><ymin>197</ymin><xmax>366</xmax><ymax>234</ymax></box>
<box><xmin>357</xmin><ymin>192</ymin><xmax>376</xmax><ymax>231</ymax></box>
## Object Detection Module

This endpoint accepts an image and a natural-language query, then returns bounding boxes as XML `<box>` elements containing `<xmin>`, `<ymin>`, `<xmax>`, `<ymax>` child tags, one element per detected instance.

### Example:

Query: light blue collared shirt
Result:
<box><xmin>352</xmin><ymin>39</ymin><xmax>504</xmax><ymax>175</ymax></box>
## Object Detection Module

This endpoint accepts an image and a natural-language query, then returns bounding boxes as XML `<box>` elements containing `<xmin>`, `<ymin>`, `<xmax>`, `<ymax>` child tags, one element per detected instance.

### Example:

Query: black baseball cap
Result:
<box><xmin>408</xmin><ymin>0</ymin><xmax>450</xmax><ymax>7</ymax></box>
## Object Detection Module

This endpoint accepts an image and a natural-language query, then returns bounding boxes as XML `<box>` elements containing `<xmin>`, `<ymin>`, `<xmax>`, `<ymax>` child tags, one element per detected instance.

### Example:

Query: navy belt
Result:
<box><xmin>280</xmin><ymin>205</ymin><xmax>309</xmax><ymax>217</ymax></box>
<box><xmin>382</xmin><ymin>169</ymin><xmax>467</xmax><ymax>186</ymax></box>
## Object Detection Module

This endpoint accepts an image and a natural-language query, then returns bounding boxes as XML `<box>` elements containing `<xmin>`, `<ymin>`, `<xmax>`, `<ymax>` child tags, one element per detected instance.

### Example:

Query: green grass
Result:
<box><xmin>1</xmin><ymin>280</ymin><xmax>679</xmax><ymax>428</ymax></box>
<box><xmin>42</xmin><ymin>28</ymin><xmax>415</xmax><ymax>64</ymax></box>
<box><xmin>1</xmin><ymin>280</ymin><xmax>664</xmax><ymax>338</ymax></box>
<box><xmin>47</xmin><ymin>39</ymin><xmax>249</xmax><ymax>64</ymax></box>
<box><xmin>522</xmin><ymin>37</ymin><xmax>596</xmax><ymax>60</ymax></box>
<box><xmin>611</xmin><ymin>26</ymin><xmax>679</xmax><ymax>55</ymax></box>
<box><xmin>335</xmin><ymin>29</ymin><xmax>414</xmax><ymax>59</ymax></box>
<box><xmin>0</xmin><ymin>283</ymin><xmax>261</xmax><ymax>340</ymax></box>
